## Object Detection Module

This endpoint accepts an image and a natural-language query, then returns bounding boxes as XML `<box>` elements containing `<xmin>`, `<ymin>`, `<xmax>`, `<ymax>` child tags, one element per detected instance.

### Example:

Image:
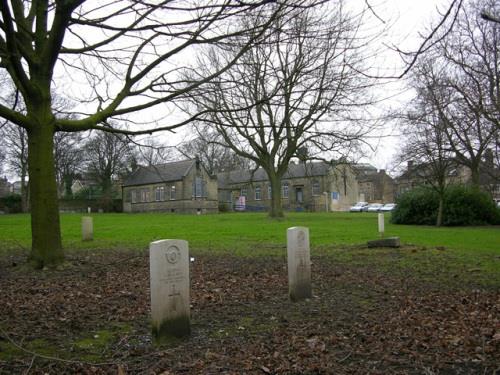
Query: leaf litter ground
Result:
<box><xmin>0</xmin><ymin>248</ymin><xmax>499</xmax><ymax>374</ymax></box>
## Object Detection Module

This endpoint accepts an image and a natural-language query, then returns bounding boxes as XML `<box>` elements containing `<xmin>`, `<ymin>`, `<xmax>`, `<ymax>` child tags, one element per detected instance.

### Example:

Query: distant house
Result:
<box><xmin>395</xmin><ymin>160</ymin><xmax>470</xmax><ymax>197</ymax></box>
<box><xmin>122</xmin><ymin>159</ymin><xmax>218</xmax><ymax>214</ymax></box>
<box><xmin>217</xmin><ymin>162</ymin><xmax>359</xmax><ymax>212</ymax></box>
<box><xmin>0</xmin><ymin>177</ymin><xmax>12</xmax><ymax>197</ymax></box>
<box><xmin>353</xmin><ymin>164</ymin><xmax>396</xmax><ymax>203</ymax></box>
<box><xmin>394</xmin><ymin>158</ymin><xmax>500</xmax><ymax>202</ymax></box>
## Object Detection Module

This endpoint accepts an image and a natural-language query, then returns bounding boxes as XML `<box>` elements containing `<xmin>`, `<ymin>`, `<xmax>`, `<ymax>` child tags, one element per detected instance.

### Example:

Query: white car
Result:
<box><xmin>349</xmin><ymin>202</ymin><xmax>368</xmax><ymax>212</ymax></box>
<box><xmin>380</xmin><ymin>203</ymin><xmax>397</xmax><ymax>212</ymax></box>
<box><xmin>366</xmin><ymin>203</ymin><xmax>384</xmax><ymax>212</ymax></box>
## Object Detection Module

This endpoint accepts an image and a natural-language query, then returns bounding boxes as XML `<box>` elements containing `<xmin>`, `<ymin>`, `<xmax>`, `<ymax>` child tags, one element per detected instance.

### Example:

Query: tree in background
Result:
<box><xmin>54</xmin><ymin>131</ymin><xmax>84</xmax><ymax>197</ymax></box>
<box><xmin>398</xmin><ymin>63</ymin><xmax>458</xmax><ymax>226</ymax></box>
<box><xmin>1</xmin><ymin>123</ymin><xmax>29</xmax><ymax>212</ymax></box>
<box><xmin>177</xmin><ymin>128</ymin><xmax>253</xmax><ymax>175</ymax></box>
<box><xmin>135</xmin><ymin>137</ymin><xmax>173</xmax><ymax>167</ymax></box>
<box><xmin>0</xmin><ymin>0</ymin><xmax>297</xmax><ymax>268</ymax></box>
<box><xmin>414</xmin><ymin>0</ymin><xmax>500</xmax><ymax>187</ymax></box>
<box><xmin>83</xmin><ymin>130</ymin><xmax>135</xmax><ymax>208</ymax></box>
<box><xmin>188</xmin><ymin>3</ymin><xmax>375</xmax><ymax>217</ymax></box>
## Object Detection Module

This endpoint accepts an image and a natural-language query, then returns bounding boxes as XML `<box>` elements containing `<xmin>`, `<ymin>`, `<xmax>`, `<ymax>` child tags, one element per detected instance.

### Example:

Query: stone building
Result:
<box><xmin>217</xmin><ymin>162</ymin><xmax>359</xmax><ymax>212</ymax></box>
<box><xmin>0</xmin><ymin>177</ymin><xmax>12</xmax><ymax>197</ymax></box>
<box><xmin>122</xmin><ymin>159</ymin><xmax>218</xmax><ymax>214</ymax></box>
<box><xmin>353</xmin><ymin>164</ymin><xmax>396</xmax><ymax>203</ymax></box>
<box><xmin>395</xmin><ymin>160</ymin><xmax>470</xmax><ymax>197</ymax></box>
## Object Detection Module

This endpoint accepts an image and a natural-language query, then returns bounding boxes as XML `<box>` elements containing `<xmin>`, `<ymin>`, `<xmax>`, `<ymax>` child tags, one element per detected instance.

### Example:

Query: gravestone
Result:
<box><xmin>287</xmin><ymin>227</ymin><xmax>312</xmax><ymax>302</ymax></box>
<box><xmin>367</xmin><ymin>237</ymin><xmax>400</xmax><ymax>248</ymax></box>
<box><xmin>378</xmin><ymin>213</ymin><xmax>385</xmax><ymax>237</ymax></box>
<box><xmin>149</xmin><ymin>239</ymin><xmax>190</xmax><ymax>341</ymax></box>
<box><xmin>81</xmin><ymin>216</ymin><xmax>93</xmax><ymax>241</ymax></box>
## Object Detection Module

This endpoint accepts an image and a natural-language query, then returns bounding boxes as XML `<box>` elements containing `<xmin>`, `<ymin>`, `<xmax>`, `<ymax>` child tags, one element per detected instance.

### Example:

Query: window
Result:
<box><xmin>131</xmin><ymin>189</ymin><xmax>137</xmax><ymax>203</ymax></box>
<box><xmin>282</xmin><ymin>182</ymin><xmax>289</xmax><ymax>199</ymax></box>
<box><xmin>193</xmin><ymin>177</ymin><xmax>203</xmax><ymax>198</ymax></box>
<box><xmin>155</xmin><ymin>186</ymin><xmax>165</xmax><ymax>201</ymax></box>
<box><xmin>240</xmin><ymin>187</ymin><xmax>247</xmax><ymax>197</ymax></box>
<box><xmin>170</xmin><ymin>185</ymin><xmax>176</xmax><ymax>200</ymax></box>
<box><xmin>255</xmin><ymin>186</ymin><xmax>261</xmax><ymax>200</ymax></box>
<box><xmin>141</xmin><ymin>189</ymin><xmax>149</xmax><ymax>202</ymax></box>
<box><xmin>312</xmin><ymin>180</ymin><xmax>321</xmax><ymax>196</ymax></box>
<box><xmin>267</xmin><ymin>185</ymin><xmax>272</xmax><ymax>199</ymax></box>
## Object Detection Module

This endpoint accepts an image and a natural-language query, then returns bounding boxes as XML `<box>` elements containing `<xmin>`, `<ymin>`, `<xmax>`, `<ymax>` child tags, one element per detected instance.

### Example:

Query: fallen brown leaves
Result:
<box><xmin>0</xmin><ymin>250</ymin><xmax>498</xmax><ymax>374</ymax></box>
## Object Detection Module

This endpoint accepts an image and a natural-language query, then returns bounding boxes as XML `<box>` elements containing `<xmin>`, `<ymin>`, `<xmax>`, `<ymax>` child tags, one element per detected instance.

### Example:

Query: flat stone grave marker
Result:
<box><xmin>287</xmin><ymin>227</ymin><xmax>312</xmax><ymax>301</ymax></box>
<box><xmin>81</xmin><ymin>216</ymin><xmax>93</xmax><ymax>241</ymax></box>
<box><xmin>367</xmin><ymin>237</ymin><xmax>400</xmax><ymax>248</ymax></box>
<box><xmin>150</xmin><ymin>239</ymin><xmax>190</xmax><ymax>341</ymax></box>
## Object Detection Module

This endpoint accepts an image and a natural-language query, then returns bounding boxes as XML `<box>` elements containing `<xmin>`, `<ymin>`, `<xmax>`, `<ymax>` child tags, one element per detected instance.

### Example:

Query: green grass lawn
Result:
<box><xmin>1</xmin><ymin>211</ymin><xmax>499</xmax><ymax>288</ymax></box>
<box><xmin>0</xmin><ymin>211</ymin><xmax>498</xmax><ymax>253</ymax></box>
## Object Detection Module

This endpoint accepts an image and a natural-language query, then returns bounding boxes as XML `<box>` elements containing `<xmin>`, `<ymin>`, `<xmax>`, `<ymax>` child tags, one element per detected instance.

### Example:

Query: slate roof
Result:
<box><xmin>217</xmin><ymin>162</ymin><xmax>331</xmax><ymax>189</ymax></box>
<box><xmin>122</xmin><ymin>159</ymin><xmax>195</xmax><ymax>187</ymax></box>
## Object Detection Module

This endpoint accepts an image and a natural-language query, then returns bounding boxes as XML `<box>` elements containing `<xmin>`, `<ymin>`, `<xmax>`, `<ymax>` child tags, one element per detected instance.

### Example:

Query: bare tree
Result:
<box><xmin>83</xmin><ymin>130</ymin><xmax>135</xmax><ymax>207</ymax></box>
<box><xmin>399</xmin><ymin>63</ymin><xmax>458</xmax><ymax>226</ymax></box>
<box><xmin>426</xmin><ymin>0</ymin><xmax>500</xmax><ymax>186</ymax></box>
<box><xmin>187</xmin><ymin>3</ymin><xmax>375</xmax><ymax>217</ymax></box>
<box><xmin>54</xmin><ymin>131</ymin><xmax>85</xmax><ymax>197</ymax></box>
<box><xmin>135</xmin><ymin>137</ymin><xmax>174</xmax><ymax>167</ymax></box>
<box><xmin>1</xmin><ymin>124</ymin><xmax>29</xmax><ymax>211</ymax></box>
<box><xmin>177</xmin><ymin>127</ymin><xmax>253</xmax><ymax>175</ymax></box>
<box><xmin>0</xmin><ymin>0</ymin><xmax>298</xmax><ymax>267</ymax></box>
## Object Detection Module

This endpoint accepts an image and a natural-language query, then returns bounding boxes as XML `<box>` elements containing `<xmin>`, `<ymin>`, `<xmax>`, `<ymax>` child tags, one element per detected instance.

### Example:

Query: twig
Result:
<box><xmin>337</xmin><ymin>350</ymin><xmax>352</xmax><ymax>363</ymax></box>
<box><xmin>0</xmin><ymin>327</ymin><xmax>117</xmax><ymax>367</ymax></box>
<box><xmin>23</xmin><ymin>355</ymin><xmax>36</xmax><ymax>375</ymax></box>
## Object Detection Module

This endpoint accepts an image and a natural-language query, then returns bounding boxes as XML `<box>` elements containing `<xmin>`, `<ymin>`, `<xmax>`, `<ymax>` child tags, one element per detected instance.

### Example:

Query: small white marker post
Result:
<box><xmin>378</xmin><ymin>213</ymin><xmax>385</xmax><ymax>238</ymax></box>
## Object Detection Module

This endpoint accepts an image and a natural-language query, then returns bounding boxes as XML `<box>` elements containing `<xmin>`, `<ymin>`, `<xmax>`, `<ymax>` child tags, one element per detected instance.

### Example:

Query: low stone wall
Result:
<box><xmin>59</xmin><ymin>198</ymin><xmax>123</xmax><ymax>213</ymax></box>
<box><xmin>127</xmin><ymin>199</ymin><xmax>219</xmax><ymax>214</ymax></box>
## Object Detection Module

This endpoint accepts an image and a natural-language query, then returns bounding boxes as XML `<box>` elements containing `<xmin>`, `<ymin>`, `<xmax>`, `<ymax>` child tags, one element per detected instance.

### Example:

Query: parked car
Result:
<box><xmin>366</xmin><ymin>203</ymin><xmax>384</xmax><ymax>212</ymax></box>
<box><xmin>380</xmin><ymin>203</ymin><xmax>397</xmax><ymax>212</ymax></box>
<box><xmin>349</xmin><ymin>202</ymin><xmax>368</xmax><ymax>212</ymax></box>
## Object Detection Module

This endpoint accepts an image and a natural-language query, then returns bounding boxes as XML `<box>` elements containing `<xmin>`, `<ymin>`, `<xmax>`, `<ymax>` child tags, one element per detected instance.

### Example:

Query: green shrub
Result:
<box><xmin>442</xmin><ymin>186</ymin><xmax>500</xmax><ymax>226</ymax></box>
<box><xmin>0</xmin><ymin>194</ymin><xmax>22</xmax><ymax>213</ymax></box>
<box><xmin>391</xmin><ymin>187</ymin><xmax>439</xmax><ymax>225</ymax></box>
<box><xmin>392</xmin><ymin>185</ymin><xmax>500</xmax><ymax>226</ymax></box>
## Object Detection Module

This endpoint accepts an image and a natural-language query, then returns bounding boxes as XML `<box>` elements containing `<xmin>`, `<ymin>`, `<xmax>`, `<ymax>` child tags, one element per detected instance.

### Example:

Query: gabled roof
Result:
<box><xmin>123</xmin><ymin>159</ymin><xmax>195</xmax><ymax>187</ymax></box>
<box><xmin>217</xmin><ymin>162</ymin><xmax>331</xmax><ymax>188</ymax></box>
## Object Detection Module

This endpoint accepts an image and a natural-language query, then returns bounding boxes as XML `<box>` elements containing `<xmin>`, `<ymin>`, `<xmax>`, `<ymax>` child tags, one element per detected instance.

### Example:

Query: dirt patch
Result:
<box><xmin>0</xmin><ymin>250</ymin><xmax>499</xmax><ymax>374</ymax></box>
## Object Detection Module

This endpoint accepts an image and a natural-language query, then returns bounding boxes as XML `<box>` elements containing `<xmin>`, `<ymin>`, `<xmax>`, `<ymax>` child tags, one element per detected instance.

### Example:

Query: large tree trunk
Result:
<box><xmin>469</xmin><ymin>166</ymin><xmax>481</xmax><ymax>188</ymax></box>
<box><xmin>27</xmin><ymin>126</ymin><xmax>64</xmax><ymax>269</ymax></box>
<box><xmin>269</xmin><ymin>174</ymin><xmax>284</xmax><ymax>218</ymax></box>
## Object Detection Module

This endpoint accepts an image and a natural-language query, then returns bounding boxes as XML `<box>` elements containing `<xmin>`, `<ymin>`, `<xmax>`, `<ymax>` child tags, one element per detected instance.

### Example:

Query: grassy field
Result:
<box><xmin>1</xmin><ymin>212</ymin><xmax>499</xmax><ymax>287</ymax></box>
<box><xmin>0</xmin><ymin>211</ymin><xmax>498</xmax><ymax>253</ymax></box>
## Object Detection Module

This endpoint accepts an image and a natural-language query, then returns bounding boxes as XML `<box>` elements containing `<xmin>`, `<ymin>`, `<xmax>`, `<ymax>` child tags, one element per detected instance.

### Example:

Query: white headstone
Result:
<box><xmin>150</xmin><ymin>239</ymin><xmax>190</xmax><ymax>341</ymax></box>
<box><xmin>87</xmin><ymin>207</ymin><xmax>91</xmax><ymax>214</ymax></box>
<box><xmin>378</xmin><ymin>213</ymin><xmax>385</xmax><ymax>237</ymax></box>
<box><xmin>81</xmin><ymin>216</ymin><xmax>93</xmax><ymax>241</ymax></box>
<box><xmin>287</xmin><ymin>227</ymin><xmax>312</xmax><ymax>301</ymax></box>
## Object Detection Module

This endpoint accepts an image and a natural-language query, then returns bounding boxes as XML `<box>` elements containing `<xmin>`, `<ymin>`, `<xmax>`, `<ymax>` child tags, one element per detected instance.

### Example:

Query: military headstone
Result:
<box><xmin>81</xmin><ymin>216</ymin><xmax>93</xmax><ymax>241</ymax></box>
<box><xmin>287</xmin><ymin>227</ymin><xmax>312</xmax><ymax>301</ymax></box>
<box><xmin>149</xmin><ymin>239</ymin><xmax>190</xmax><ymax>341</ymax></box>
